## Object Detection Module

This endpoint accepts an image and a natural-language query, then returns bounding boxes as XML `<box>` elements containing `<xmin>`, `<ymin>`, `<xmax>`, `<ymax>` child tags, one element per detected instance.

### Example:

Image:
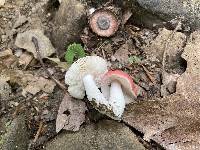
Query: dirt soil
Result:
<box><xmin>0</xmin><ymin>0</ymin><xmax>191</xmax><ymax>150</ymax></box>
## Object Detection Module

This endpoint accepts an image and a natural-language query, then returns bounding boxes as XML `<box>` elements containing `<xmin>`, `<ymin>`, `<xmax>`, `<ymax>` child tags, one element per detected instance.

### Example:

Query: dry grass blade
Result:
<box><xmin>33</xmin><ymin>121</ymin><xmax>44</xmax><ymax>143</ymax></box>
<box><xmin>141</xmin><ymin>65</ymin><xmax>155</xmax><ymax>83</ymax></box>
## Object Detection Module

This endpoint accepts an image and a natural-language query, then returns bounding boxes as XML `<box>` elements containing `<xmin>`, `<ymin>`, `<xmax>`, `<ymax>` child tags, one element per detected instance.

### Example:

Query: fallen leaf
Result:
<box><xmin>0</xmin><ymin>50</ymin><xmax>17</xmax><ymax>68</ymax></box>
<box><xmin>13</xmin><ymin>15</ymin><xmax>28</xmax><ymax>29</ymax></box>
<box><xmin>56</xmin><ymin>94</ymin><xmax>86</xmax><ymax>133</ymax></box>
<box><xmin>123</xmin><ymin>31</ymin><xmax>200</xmax><ymax>149</ymax></box>
<box><xmin>15</xmin><ymin>29</ymin><xmax>55</xmax><ymax>59</ymax></box>
<box><xmin>0</xmin><ymin>49</ymin><xmax>13</xmax><ymax>58</ymax></box>
<box><xmin>144</xmin><ymin>28</ymin><xmax>186</xmax><ymax>63</ymax></box>
<box><xmin>102</xmin><ymin>43</ymin><xmax>113</xmax><ymax>54</ymax></box>
<box><xmin>18</xmin><ymin>52</ymin><xmax>33</xmax><ymax>66</ymax></box>
<box><xmin>22</xmin><ymin>76</ymin><xmax>56</xmax><ymax>97</ymax></box>
<box><xmin>161</xmin><ymin>71</ymin><xmax>180</xmax><ymax>97</ymax></box>
<box><xmin>114</xmin><ymin>43</ymin><xmax>130</xmax><ymax>64</ymax></box>
<box><xmin>0</xmin><ymin>69</ymin><xmax>56</xmax><ymax>97</ymax></box>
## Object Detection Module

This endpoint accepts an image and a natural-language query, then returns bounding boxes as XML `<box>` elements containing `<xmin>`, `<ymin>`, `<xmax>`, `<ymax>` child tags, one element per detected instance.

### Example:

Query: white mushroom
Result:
<box><xmin>65</xmin><ymin>57</ymin><xmax>142</xmax><ymax>120</ymax></box>
<box><xmin>65</xmin><ymin>56</ymin><xmax>108</xmax><ymax>99</ymax></box>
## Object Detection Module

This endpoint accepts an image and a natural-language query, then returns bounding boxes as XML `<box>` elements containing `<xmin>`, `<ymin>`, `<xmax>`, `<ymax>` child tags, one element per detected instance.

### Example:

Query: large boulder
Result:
<box><xmin>45</xmin><ymin>120</ymin><xmax>145</xmax><ymax>150</ymax></box>
<box><xmin>135</xmin><ymin>0</ymin><xmax>200</xmax><ymax>28</ymax></box>
<box><xmin>51</xmin><ymin>0</ymin><xmax>87</xmax><ymax>55</ymax></box>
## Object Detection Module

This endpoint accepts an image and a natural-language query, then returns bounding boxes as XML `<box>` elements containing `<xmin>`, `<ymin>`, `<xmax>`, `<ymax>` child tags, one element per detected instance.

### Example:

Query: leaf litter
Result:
<box><xmin>56</xmin><ymin>93</ymin><xmax>87</xmax><ymax>133</ymax></box>
<box><xmin>1</xmin><ymin>1</ymin><xmax>200</xmax><ymax>149</ymax></box>
<box><xmin>123</xmin><ymin>30</ymin><xmax>200</xmax><ymax>150</ymax></box>
<box><xmin>15</xmin><ymin>29</ymin><xmax>55</xmax><ymax>59</ymax></box>
<box><xmin>0</xmin><ymin>69</ymin><xmax>56</xmax><ymax>97</ymax></box>
<box><xmin>0</xmin><ymin>22</ymin><xmax>191</xmax><ymax>150</ymax></box>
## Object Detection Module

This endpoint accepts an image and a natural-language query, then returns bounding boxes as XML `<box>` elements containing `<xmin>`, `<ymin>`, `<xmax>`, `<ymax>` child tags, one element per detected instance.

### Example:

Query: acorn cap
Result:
<box><xmin>89</xmin><ymin>9</ymin><xmax>119</xmax><ymax>37</ymax></box>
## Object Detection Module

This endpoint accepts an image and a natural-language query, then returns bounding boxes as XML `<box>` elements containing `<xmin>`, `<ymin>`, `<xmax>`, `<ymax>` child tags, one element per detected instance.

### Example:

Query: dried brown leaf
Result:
<box><xmin>0</xmin><ymin>0</ymin><xmax>5</xmax><ymax>6</ymax></box>
<box><xmin>15</xmin><ymin>29</ymin><xmax>55</xmax><ymax>59</ymax></box>
<box><xmin>18</xmin><ymin>52</ymin><xmax>33</xmax><ymax>66</ymax></box>
<box><xmin>22</xmin><ymin>76</ymin><xmax>56</xmax><ymax>96</ymax></box>
<box><xmin>0</xmin><ymin>49</ymin><xmax>13</xmax><ymax>58</ymax></box>
<box><xmin>0</xmin><ymin>49</ymin><xmax>18</xmax><ymax>68</ymax></box>
<box><xmin>114</xmin><ymin>43</ymin><xmax>130</xmax><ymax>64</ymax></box>
<box><xmin>0</xmin><ymin>69</ymin><xmax>56</xmax><ymax>97</ymax></box>
<box><xmin>161</xmin><ymin>71</ymin><xmax>180</xmax><ymax>97</ymax></box>
<box><xmin>13</xmin><ymin>15</ymin><xmax>28</xmax><ymax>29</ymax></box>
<box><xmin>145</xmin><ymin>28</ymin><xmax>186</xmax><ymax>63</ymax></box>
<box><xmin>56</xmin><ymin>94</ymin><xmax>86</xmax><ymax>133</ymax></box>
<box><xmin>123</xmin><ymin>31</ymin><xmax>200</xmax><ymax>150</ymax></box>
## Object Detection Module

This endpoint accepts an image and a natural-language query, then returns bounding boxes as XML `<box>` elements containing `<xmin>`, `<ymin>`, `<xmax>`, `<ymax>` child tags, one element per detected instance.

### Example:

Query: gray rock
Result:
<box><xmin>45</xmin><ymin>120</ymin><xmax>145</xmax><ymax>150</ymax></box>
<box><xmin>135</xmin><ymin>0</ymin><xmax>200</xmax><ymax>28</ymax></box>
<box><xmin>51</xmin><ymin>0</ymin><xmax>86</xmax><ymax>55</ymax></box>
<box><xmin>0</xmin><ymin>115</ymin><xmax>29</xmax><ymax>150</ymax></box>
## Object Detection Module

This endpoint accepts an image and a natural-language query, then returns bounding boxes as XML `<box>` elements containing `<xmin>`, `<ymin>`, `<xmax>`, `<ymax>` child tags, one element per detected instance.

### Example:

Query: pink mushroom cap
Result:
<box><xmin>103</xmin><ymin>70</ymin><xmax>141</xmax><ymax>99</ymax></box>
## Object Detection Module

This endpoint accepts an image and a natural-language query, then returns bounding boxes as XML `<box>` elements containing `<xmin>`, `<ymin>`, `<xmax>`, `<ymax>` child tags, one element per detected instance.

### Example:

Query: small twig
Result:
<box><xmin>101</xmin><ymin>49</ymin><xmax>106</xmax><ymax>59</ymax></box>
<box><xmin>33</xmin><ymin>121</ymin><xmax>43</xmax><ymax>143</ymax></box>
<box><xmin>141</xmin><ymin>64</ymin><xmax>155</xmax><ymax>83</ymax></box>
<box><xmin>6</xmin><ymin>94</ymin><xmax>22</xmax><ymax>102</ymax></box>
<box><xmin>12</xmin><ymin>104</ymin><xmax>21</xmax><ymax>118</ymax></box>
<box><xmin>95</xmin><ymin>41</ymin><xmax>108</xmax><ymax>59</ymax></box>
<box><xmin>104</xmin><ymin>0</ymin><xmax>113</xmax><ymax>7</ymax></box>
<box><xmin>126</xmin><ymin>27</ymin><xmax>139</xmax><ymax>37</ymax></box>
<box><xmin>0</xmin><ymin>4</ymin><xmax>16</xmax><ymax>9</ymax></box>
<box><xmin>32</xmin><ymin>37</ymin><xmax>67</xmax><ymax>92</ymax></box>
<box><xmin>23</xmin><ymin>56</ymin><xmax>34</xmax><ymax>70</ymax></box>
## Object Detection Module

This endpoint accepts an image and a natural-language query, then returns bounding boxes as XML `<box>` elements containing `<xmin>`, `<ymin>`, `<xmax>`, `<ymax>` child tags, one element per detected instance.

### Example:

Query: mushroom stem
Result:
<box><xmin>101</xmin><ymin>84</ymin><xmax>110</xmax><ymax>100</ymax></box>
<box><xmin>83</xmin><ymin>74</ymin><xmax>125</xmax><ymax>119</ymax></box>
<box><xmin>83</xmin><ymin>74</ymin><xmax>108</xmax><ymax>106</ymax></box>
<box><xmin>109</xmin><ymin>81</ymin><xmax>125</xmax><ymax>118</ymax></box>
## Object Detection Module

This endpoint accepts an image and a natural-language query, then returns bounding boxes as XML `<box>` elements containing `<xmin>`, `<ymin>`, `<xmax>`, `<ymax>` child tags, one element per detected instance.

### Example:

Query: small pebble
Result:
<box><xmin>89</xmin><ymin>8</ymin><xmax>95</xmax><ymax>15</ymax></box>
<box><xmin>14</xmin><ymin>49</ymin><xmax>23</xmax><ymax>57</ymax></box>
<box><xmin>0</xmin><ymin>0</ymin><xmax>5</xmax><ymax>6</ymax></box>
<box><xmin>111</xmin><ymin>56</ymin><xmax>116</xmax><ymax>62</ymax></box>
<box><xmin>9</xmin><ymin>101</ymin><xmax>19</xmax><ymax>107</ymax></box>
<box><xmin>167</xmin><ymin>81</ymin><xmax>176</xmax><ymax>94</ymax></box>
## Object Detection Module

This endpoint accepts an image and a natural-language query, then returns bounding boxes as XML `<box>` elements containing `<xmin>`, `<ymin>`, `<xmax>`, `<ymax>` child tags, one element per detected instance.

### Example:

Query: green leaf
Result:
<box><xmin>65</xmin><ymin>43</ymin><xmax>85</xmax><ymax>64</ymax></box>
<box><xmin>128</xmin><ymin>55</ymin><xmax>142</xmax><ymax>64</ymax></box>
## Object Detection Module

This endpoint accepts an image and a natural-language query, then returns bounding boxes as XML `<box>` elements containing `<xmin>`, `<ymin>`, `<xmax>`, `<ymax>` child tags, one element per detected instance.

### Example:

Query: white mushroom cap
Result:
<box><xmin>65</xmin><ymin>56</ymin><xmax>108</xmax><ymax>99</ymax></box>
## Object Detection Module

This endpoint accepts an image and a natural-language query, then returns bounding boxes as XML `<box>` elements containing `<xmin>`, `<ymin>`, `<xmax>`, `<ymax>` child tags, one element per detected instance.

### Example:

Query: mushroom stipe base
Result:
<box><xmin>90</xmin><ymin>98</ymin><xmax>121</xmax><ymax>121</ymax></box>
